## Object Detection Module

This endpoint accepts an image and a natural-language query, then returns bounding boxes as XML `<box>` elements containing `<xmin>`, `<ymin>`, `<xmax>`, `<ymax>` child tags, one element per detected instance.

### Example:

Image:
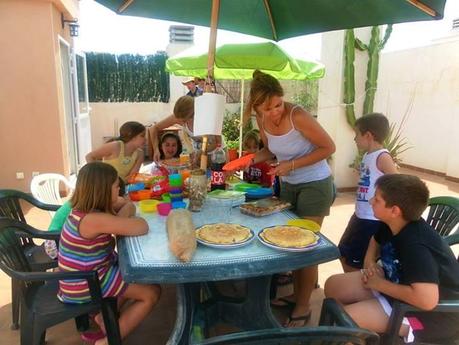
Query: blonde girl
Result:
<box><xmin>58</xmin><ymin>162</ymin><xmax>160</xmax><ymax>345</ymax></box>
<box><xmin>86</xmin><ymin>121</ymin><xmax>146</xmax><ymax>194</ymax></box>
<box><xmin>244</xmin><ymin>70</ymin><xmax>336</xmax><ymax>327</ymax></box>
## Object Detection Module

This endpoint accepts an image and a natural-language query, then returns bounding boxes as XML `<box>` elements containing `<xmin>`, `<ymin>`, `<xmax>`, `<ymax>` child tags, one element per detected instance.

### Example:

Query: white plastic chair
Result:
<box><xmin>30</xmin><ymin>173</ymin><xmax>75</xmax><ymax>217</ymax></box>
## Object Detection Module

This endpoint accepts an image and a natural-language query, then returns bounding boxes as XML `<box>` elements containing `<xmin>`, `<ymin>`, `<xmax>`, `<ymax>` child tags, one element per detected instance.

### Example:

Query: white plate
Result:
<box><xmin>257</xmin><ymin>227</ymin><xmax>321</xmax><ymax>252</ymax></box>
<box><xmin>196</xmin><ymin>225</ymin><xmax>255</xmax><ymax>249</ymax></box>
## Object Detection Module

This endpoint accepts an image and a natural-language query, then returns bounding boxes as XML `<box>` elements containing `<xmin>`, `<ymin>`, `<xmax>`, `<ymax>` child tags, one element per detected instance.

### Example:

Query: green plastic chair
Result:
<box><xmin>0</xmin><ymin>218</ymin><xmax>121</xmax><ymax>345</ymax></box>
<box><xmin>381</xmin><ymin>234</ymin><xmax>459</xmax><ymax>345</ymax></box>
<box><xmin>195</xmin><ymin>299</ymin><xmax>379</xmax><ymax>345</ymax></box>
<box><xmin>0</xmin><ymin>189</ymin><xmax>60</xmax><ymax>329</ymax></box>
<box><xmin>425</xmin><ymin>196</ymin><xmax>459</xmax><ymax>236</ymax></box>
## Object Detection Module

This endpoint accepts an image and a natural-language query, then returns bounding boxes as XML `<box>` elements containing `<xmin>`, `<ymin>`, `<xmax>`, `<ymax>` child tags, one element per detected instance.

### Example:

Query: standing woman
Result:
<box><xmin>245</xmin><ymin>70</ymin><xmax>335</xmax><ymax>327</ymax></box>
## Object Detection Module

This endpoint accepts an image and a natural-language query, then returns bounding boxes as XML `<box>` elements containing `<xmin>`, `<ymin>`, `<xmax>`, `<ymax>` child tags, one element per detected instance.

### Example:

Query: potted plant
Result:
<box><xmin>226</xmin><ymin>140</ymin><xmax>239</xmax><ymax>161</ymax></box>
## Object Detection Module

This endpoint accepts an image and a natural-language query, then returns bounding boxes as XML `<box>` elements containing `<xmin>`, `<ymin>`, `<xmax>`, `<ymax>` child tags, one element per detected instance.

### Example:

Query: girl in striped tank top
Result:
<box><xmin>58</xmin><ymin>162</ymin><xmax>160</xmax><ymax>345</ymax></box>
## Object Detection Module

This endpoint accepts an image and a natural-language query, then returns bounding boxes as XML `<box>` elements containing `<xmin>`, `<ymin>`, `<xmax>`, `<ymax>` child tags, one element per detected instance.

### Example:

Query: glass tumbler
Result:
<box><xmin>188</xmin><ymin>169</ymin><xmax>207</xmax><ymax>212</ymax></box>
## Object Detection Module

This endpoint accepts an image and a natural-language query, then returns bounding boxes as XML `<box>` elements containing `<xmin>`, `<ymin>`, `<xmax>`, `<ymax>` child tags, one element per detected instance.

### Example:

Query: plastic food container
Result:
<box><xmin>139</xmin><ymin>199</ymin><xmax>159</xmax><ymax>213</ymax></box>
<box><xmin>129</xmin><ymin>189</ymin><xmax>151</xmax><ymax>201</ymax></box>
<box><xmin>157</xmin><ymin>202</ymin><xmax>172</xmax><ymax>216</ymax></box>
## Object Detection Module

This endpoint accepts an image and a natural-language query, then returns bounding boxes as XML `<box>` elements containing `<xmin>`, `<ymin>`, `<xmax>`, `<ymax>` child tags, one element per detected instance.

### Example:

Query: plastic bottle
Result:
<box><xmin>210</xmin><ymin>145</ymin><xmax>226</xmax><ymax>191</ymax></box>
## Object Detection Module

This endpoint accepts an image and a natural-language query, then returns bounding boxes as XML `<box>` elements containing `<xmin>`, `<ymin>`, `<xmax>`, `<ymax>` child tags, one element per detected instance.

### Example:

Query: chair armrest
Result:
<box><xmin>445</xmin><ymin>232</ymin><xmax>459</xmax><ymax>246</ymax></box>
<box><xmin>319</xmin><ymin>298</ymin><xmax>359</xmax><ymax>328</ymax></box>
<box><xmin>15</xmin><ymin>221</ymin><xmax>61</xmax><ymax>241</ymax></box>
<box><xmin>384</xmin><ymin>299</ymin><xmax>459</xmax><ymax>345</ymax></box>
<box><xmin>2</xmin><ymin>189</ymin><xmax>60</xmax><ymax>211</ymax></box>
<box><xmin>11</xmin><ymin>269</ymin><xmax>104</xmax><ymax>303</ymax></box>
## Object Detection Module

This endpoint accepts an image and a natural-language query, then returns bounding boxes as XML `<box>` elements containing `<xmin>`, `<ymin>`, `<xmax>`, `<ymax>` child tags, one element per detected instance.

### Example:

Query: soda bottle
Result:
<box><xmin>210</xmin><ymin>144</ymin><xmax>226</xmax><ymax>191</ymax></box>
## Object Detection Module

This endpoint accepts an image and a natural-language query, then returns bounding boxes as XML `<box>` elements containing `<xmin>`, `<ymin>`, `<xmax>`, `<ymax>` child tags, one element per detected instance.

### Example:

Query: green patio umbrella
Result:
<box><xmin>165</xmin><ymin>41</ymin><xmax>325</xmax><ymax>156</ymax></box>
<box><xmin>95</xmin><ymin>0</ymin><xmax>446</xmax><ymax>42</ymax></box>
<box><xmin>165</xmin><ymin>42</ymin><xmax>325</xmax><ymax>81</ymax></box>
<box><xmin>95</xmin><ymin>0</ymin><xmax>446</xmax><ymax>90</ymax></box>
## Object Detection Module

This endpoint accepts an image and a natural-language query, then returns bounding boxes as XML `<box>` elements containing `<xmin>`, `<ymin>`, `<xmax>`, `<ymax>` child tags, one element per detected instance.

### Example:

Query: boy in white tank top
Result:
<box><xmin>339</xmin><ymin>113</ymin><xmax>398</xmax><ymax>272</ymax></box>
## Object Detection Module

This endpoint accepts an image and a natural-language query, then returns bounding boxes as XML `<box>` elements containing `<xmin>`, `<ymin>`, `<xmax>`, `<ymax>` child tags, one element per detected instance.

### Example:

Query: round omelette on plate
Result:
<box><xmin>196</xmin><ymin>223</ymin><xmax>252</xmax><ymax>244</ymax></box>
<box><xmin>260</xmin><ymin>225</ymin><xmax>319</xmax><ymax>248</ymax></box>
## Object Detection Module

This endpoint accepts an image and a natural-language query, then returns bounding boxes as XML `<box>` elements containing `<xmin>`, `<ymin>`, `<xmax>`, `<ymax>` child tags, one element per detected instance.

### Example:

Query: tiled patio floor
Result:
<box><xmin>0</xmin><ymin>167</ymin><xmax>457</xmax><ymax>344</ymax></box>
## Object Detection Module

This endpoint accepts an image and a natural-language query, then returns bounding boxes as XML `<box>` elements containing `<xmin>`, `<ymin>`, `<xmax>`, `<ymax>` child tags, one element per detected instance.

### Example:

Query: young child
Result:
<box><xmin>159</xmin><ymin>131</ymin><xmax>182</xmax><ymax>160</ymax></box>
<box><xmin>242</xmin><ymin>130</ymin><xmax>273</xmax><ymax>187</ymax></box>
<box><xmin>325</xmin><ymin>174</ymin><xmax>459</xmax><ymax>343</ymax></box>
<box><xmin>57</xmin><ymin>162</ymin><xmax>161</xmax><ymax>345</ymax></box>
<box><xmin>86</xmin><ymin>121</ymin><xmax>146</xmax><ymax>195</ymax></box>
<box><xmin>339</xmin><ymin>113</ymin><xmax>398</xmax><ymax>272</ymax></box>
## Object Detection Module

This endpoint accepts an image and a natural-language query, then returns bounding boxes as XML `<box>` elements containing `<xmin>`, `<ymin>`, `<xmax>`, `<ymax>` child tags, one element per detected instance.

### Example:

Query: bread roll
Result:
<box><xmin>166</xmin><ymin>209</ymin><xmax>196</xmax><ymax>262</ymax></box>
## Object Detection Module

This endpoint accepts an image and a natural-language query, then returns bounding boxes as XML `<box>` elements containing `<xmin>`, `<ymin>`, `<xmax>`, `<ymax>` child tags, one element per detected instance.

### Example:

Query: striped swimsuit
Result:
<box><xmin>58</xmin><ymin>209</ymin><xmax>128</xmax><ymax>304</ymax></box>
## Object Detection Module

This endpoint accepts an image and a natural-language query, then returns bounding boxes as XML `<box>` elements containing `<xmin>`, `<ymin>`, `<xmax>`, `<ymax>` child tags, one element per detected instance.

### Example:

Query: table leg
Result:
<box><xmin>204</xmin><ymin>275</ymin><xmax>279</xmax><ymax>331</ymax></box>
<box><xmin>167</xmin><ymin>283</ymin><xmax>200</xmax><ymax>345</ymax></box>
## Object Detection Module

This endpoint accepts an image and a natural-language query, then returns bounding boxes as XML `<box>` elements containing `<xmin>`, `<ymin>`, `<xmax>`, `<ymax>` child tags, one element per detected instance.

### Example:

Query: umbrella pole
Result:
<box><xmin>205</xmin><ymin>0</ymin><xmax>220</xmax><ymax>92</ymax></box>
<box><xmin>200</xmin><ymin>0</ymin><xmax>220</xmax><ymax>170</ymax></box>
<box><xmin>239</xmin><ymin>78</ymin><xmax>245</xmax><ymax>158</ymax></box>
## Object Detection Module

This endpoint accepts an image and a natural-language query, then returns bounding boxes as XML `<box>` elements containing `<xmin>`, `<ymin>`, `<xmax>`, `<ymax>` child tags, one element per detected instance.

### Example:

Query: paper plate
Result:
<box><xmin>223</xmin><ymin>154</ymin><xmax>255</xmax><ymax>171</ymax></box>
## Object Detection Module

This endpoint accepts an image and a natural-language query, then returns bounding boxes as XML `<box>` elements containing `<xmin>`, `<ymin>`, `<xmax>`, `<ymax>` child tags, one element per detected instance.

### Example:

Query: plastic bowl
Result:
<box><xmin>157</xmin><ymin>202</ymin><xmax>172</xmax><ymax>216</ymax></box>
<box><xmin>171</xmin><ymin>201</ymin><xmax>187</xmax><ymax>209</ymax></box>
<box><xmin>287</xmin><ymin>219</ymin><xmax>321</xmax><ymax>233</ymax></box>
<box><xmin>129</xmin><ymin>189</ymin><xmax>151</xmax><ymax>201</ymax></box>
<box><xmin>234</xmin><ymin>183</ymin><xmax>261</xmax><ymax>192</ymax></box>
<box><xmin>139</xmin><ymin>199</ymin><xmax>159</xmax><ymax>213</ymax></box>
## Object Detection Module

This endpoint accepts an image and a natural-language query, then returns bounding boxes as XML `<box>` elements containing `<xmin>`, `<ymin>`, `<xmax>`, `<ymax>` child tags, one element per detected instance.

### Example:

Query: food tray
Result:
<box><xmin>239</xmin><ymin>197</ymin><xmax>291</xmax><ymax>217</ymax></box>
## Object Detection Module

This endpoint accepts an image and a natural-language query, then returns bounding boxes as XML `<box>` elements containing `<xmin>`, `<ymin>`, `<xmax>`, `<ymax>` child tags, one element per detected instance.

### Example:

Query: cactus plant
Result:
<box><xmin>343</xmin><ymin>25</ymin><xmax>392</xmax><ymax>127</ymax></box>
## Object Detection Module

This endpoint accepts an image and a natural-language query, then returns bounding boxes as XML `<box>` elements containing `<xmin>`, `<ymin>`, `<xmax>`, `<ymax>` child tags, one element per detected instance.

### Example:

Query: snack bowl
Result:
<box><xmin>157</xmin><ymin>202</ymin><xmax>172</xmax><ymax>216</ymax></box>
<box><xmin>139</xmin><ymin>199</ymin><xmax>159</xmax><ymax>213</ymax></box>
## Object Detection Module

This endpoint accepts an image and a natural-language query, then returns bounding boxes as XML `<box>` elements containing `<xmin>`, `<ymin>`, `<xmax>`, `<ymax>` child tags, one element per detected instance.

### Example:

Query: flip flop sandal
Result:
<box><xmin>81</xmin><ymin>329</ymin><xmax>106</xmax><ymax>344</ymax></box>
<box><xmin>284</xmin><ymin>310</ymin><xmax>312</xmax><ymax>328</ymax></box>
<box><xmin>270</xmin><ymin>297</ymin><xmax>296</xmax><ymax>308</ymax></box>
<box><xmin>275</xmin><ymin>272</ymin><xmax>293</xmax><ymax>286</ymax></box>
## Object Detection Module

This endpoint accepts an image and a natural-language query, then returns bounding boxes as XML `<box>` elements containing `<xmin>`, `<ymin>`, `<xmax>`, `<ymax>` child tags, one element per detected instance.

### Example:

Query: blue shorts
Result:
<box><xmin>338</xmin><ymin>214</ymin><xmax>385</xmax><ymax>269</ymax></box>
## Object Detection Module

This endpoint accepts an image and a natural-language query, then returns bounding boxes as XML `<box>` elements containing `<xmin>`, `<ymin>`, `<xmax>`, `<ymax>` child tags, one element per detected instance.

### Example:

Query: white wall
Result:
<box><xmin>89</xmin><ymin>102</ymin><xmax>172</xmax><ymax>148</ymax></box>
<box><xmin>375</xmin><ymin>34</ymin><xmax>459</xmax><ymax>179</ymax></box>
<box><xmin>88</xmin><ymin>102</ymin><xmax>241</xmax><ymax>149</ymax></box>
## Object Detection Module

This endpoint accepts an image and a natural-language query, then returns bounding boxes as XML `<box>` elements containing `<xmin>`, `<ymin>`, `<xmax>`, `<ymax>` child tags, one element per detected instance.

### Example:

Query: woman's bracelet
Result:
<box><xmin>291</xmin><ymin>160</ymin><xmax>295</xmax><ymax>172</ymax></box>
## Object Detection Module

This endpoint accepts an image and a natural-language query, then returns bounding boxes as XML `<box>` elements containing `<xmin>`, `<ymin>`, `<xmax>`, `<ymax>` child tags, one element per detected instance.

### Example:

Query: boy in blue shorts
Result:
<box><xmin>339</xmin><ymin>113</ymin><xmax>398</xmax><ymax>272</ymax></box>
<box><xmin>325</xmin><ymin>174</ymin><xmax>459</xmax><ymax>343</ymax></box>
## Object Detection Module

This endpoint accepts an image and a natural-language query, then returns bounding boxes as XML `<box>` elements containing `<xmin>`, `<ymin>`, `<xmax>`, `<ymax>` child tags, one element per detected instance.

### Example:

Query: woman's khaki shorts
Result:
<box><xmin>280</xmin><ymin>175</ymin><xmax>334</xmax><ymax>217</ymax></box>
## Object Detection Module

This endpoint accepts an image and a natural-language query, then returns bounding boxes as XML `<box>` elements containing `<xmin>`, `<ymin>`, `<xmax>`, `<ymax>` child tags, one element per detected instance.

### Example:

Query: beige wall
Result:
<box><xmin>0</xmin><ymin>0</ymin><xmax>78</xmax><ymax>192</ymax></box>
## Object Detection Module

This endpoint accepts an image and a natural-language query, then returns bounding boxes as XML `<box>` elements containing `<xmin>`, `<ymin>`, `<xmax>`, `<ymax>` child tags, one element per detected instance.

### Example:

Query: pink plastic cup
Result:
<box><xmin>157</xmin><ymin>202</ymin><xmax>172</xmax><ymax>216</ymax></box>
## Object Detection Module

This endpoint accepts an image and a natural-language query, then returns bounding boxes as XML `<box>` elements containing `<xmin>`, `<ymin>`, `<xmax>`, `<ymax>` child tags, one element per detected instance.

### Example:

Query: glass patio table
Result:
<box><xmin>118</xmin><ymin>203</ymin><xmax>340</xmax><ymax>344</ymax></box>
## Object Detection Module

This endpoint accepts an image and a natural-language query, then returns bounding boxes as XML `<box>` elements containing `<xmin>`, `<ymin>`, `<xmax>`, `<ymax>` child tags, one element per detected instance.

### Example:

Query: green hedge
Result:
<box><xmin>86</xmin><ymin>52</ymin><xmax>169</xmax><ymax>103</ymax></box>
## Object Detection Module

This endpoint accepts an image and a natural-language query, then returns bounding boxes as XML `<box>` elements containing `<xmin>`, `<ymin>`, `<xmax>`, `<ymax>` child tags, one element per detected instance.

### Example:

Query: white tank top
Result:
<box><xmin>263</xmin><ymin>105</ymin><xmax>331</xmax><ymax>184</ymax></box>
<box><xmin>355</xmin><ymin>148</ymin><xmax>389</xmax><ymax>220</ymax></box>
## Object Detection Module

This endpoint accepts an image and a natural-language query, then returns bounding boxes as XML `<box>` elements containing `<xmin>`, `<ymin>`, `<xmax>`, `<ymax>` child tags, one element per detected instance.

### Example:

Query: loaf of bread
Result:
<box><xmin>166</xmin><ymin>209</ymin><xmax>196</xmax><ymax>262</ymax></box>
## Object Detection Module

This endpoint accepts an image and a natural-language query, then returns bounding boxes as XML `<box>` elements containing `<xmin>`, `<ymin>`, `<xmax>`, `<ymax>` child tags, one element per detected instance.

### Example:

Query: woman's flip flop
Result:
<box><xmin>270</xmin><ymin>297</ymin><xmax>296</xmax><ymax>308</ymax></box>
<box><xmin>284</xmin><ymin>310</ymin><xmax>312</xmax><ymax>328</ymax></box>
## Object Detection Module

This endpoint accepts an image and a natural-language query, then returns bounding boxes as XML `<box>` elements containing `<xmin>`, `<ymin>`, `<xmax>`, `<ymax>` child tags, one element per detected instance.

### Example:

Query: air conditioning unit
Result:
<box><xmin>169</xmin><ymin>25</ymin><xmax>194</xmax><ymax>43</ymax></box>
<box><xmin>453</xmin><ymin>18</ymin><xmax>459</xmax><ymax>30</ymax></box>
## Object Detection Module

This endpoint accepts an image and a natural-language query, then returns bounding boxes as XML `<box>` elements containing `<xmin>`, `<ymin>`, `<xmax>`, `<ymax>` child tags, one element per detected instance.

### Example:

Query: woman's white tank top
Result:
<box><xmin>263</xmin><ymin>105</ymin><xmax>331</xmax><ymax>185</ymax></box>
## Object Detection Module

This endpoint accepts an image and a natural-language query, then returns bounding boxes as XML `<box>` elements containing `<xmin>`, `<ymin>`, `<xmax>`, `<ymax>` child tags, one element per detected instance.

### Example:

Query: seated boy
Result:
<box><xmin>324</xmin><ymin>174</ymin><xmax>459</xmax><ymax>343</ymax></box>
